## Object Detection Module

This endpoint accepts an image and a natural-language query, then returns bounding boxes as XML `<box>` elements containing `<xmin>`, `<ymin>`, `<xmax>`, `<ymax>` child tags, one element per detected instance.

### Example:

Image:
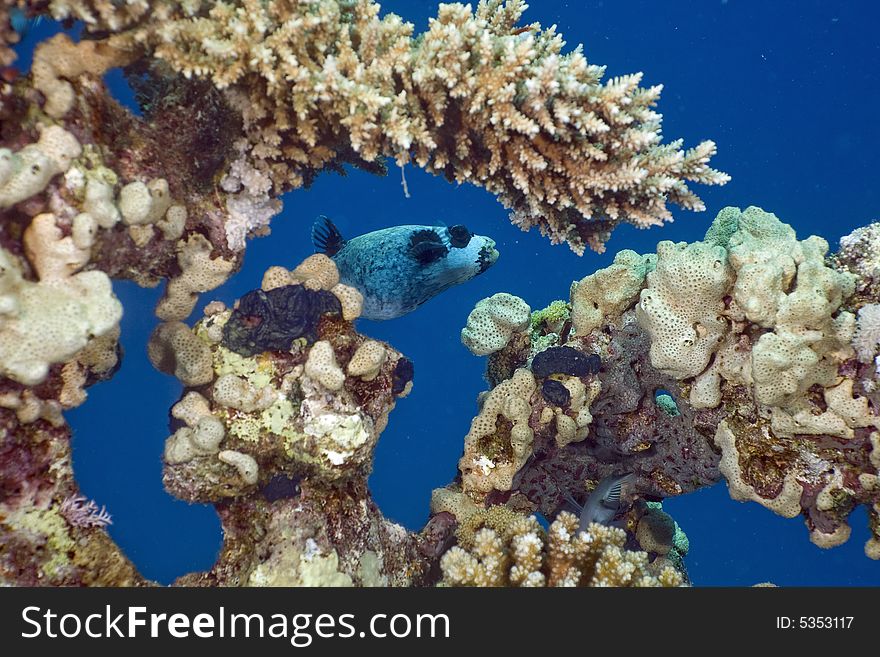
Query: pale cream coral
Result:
<box><xmin>461</xmin><ymin>293</ymin><xmax>531</xmax><ymax>356</ymax></box>
<box><xmin>171</xmin><ymin>391</ymin><xmax>213</xmax><ymax>428</ymax></box>
<box><xmin>714</xmin><ymin>420</ymin><xmax>802</xmax><ymax>518</ymax></box>
<box><xmin>636</xmin><ymin>239</ymin><xmax>732</xmax><ymax>379</ymax></box>
<box><xmin>212</xmin><ymin>373</ymin><xmax>276</xmax><ymax>412</ymax></box>
<box><xmin>769</xmin><ymin>380</ymin><xmax>880</xmax><ymax>439</ymax></box>
<box><xmin>638</xmin><ymin>207</ymin><xmax>867</xmax><ymax>440</ymax></box>
<box><xmin>164</xmin><ymin>416</ymin><xmax>226</xmax><ymax>464</ymax></box>
<box><xmin>218</xmin><ymin>449</ymin><xmax>259</xmax><ymax>485</ymax></box>
<box><xmin>429</xmin><ymin>487</ymin><xmax>480</xmax><ymax>523</ymax></box>
<box><xmin>119</xmin><ymin>179</ymin><xmax>172</xmax><ymax>226</ymax></box>
<box><xmin>0</xmin><ymin>126</ymin><xmax>82</xmax><ymax>209</ymax></box>
<box><xmin>261</xmin><ymin>265</ymin><xmax>294</xmax><ymax>291</ymax></box>
<box><xmin>82</xmin><ymin>175</ymin><xmax>121</xmax><ymax>229</ymax></box>
<box><xmin>23</xmin><ymin>213</ymin><xmax>90</xmax><ymax>281</ymax></box>
<box><xmin>75</xmin><ymin>324</ymin><xmax>120</xmax><ymax>376</ymax></box>
<box><xmin>71</xmin><ymin>213</ymin><xmax>98</xmax><ymax>251</ymax></box>
<box><xmin>347</xmin><ymin>340</ymin><xmax>387</xmax><ymax>381</ymax></box>
<box><xmin>156</xmin><ymin>234</ymin><xmax>235</xmax><ymax>321</ymax></box>
<box><xmin>158</xmin><ymin>205</ymin><xmax>187</xmax><ymax>241</ymax></box>
<box><xmin>459</xmin><ymin>368</ymin><xmax>536</xmax><ymax>495</ymax></box>
<box><xmin>301</xmin><ymin>409</ymin><xmax>372</xmax><ymax>468</ymax></box>
<box><xmin>305</xmin><ymin>340</ymin><xmax>345</xmax><ymax>391</ymax></box>
<box><xmin>571</xmin><ymin>250</ymin><xmax>655</xmax><ymax>335</ymax></box>
<box><xmin>0</xmin><ymin>389</ymin><xmax>64</xmax><ymax>427</ymax></box>
<box><xmin>290</xmin><ymin>254</ymin><xmax>339</xmax><ymax>291</ymax></box>
<box><xmin>331</xmin><ymin>284</ymin><xmax>363</xmax><ymax>321</ymax></box>
<box><xmin>853</xmin><ymin>303</ymin><xmax>880</xmax><ymax>364</ymax></box>
<box><xmin>718</xmin><ymin>208</ymin><xmax>857</xmax><ymax>410</ymax></box>
<box><xmin>52</xmin><ymin>0</ymin><xmax>725</xmax><ymax>254</ymax></box>
<box><xmin>31</xmin><ymin>32</ymin><xmax>134</xmax><ymax>118</ymax></box>
<box><xmin>439</xmin><ymin>512</ymin><xmax>682</xmax><ymax>587</ymax></box>
<box><xmin>552</xmin><ymin>377</ymin><xmax>601</xmax><ymax>447</ymax></box>
<box><xmin>147</xmin><ymin>321</ymin><xmax>214</xmax><ymax>386</ymax></box>
<box><xmin>0</xmin><ymin>228</ymin><xmax>122</xmax><ymax>386</ymax></box>
<box><xmin>58</xmin><ymin>361</ymin><xmax>88</xmax><ymax>408</ymax></box>
<box><xmin>810</xmin><ymin>525</ymin><xmax>852</xmax><ymax>549</ymax></box>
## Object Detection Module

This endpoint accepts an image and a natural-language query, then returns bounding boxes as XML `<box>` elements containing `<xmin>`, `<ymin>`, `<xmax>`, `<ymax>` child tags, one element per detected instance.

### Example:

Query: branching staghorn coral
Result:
<box><xmin>443</xmin><ymin>206</ymin><xmax>880</xmax><ymax>560</ymax></box>
<box><xmin>439</xmin><ymin>511</ymin><xmax>683</xmax><ymax>586</ymax></box>
<box><xmin>34</xmin><ymin>0</ymin><xmax>727</xmax><ymax>253</ymax></box>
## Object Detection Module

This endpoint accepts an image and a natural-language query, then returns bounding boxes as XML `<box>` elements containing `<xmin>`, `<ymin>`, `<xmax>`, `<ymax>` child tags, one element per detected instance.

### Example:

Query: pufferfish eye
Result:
<box><xmin>448</xmin><ymin>224</ymin><xmax>472</xmax><ymax>248</ymax></box>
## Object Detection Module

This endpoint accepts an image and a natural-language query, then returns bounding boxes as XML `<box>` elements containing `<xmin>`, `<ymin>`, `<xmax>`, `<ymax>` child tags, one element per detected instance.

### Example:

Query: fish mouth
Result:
<box><xmin>477</xmin><ymin>240</ymin><xmax>499</xmax><ymax>274</ymax></box>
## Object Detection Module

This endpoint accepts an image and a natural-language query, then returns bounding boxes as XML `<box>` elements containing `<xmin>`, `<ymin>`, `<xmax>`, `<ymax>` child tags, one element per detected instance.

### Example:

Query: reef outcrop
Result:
<box><xmin>1</xmin><ymin>1</ymin><xmax>876</xmax><ymax>587</ymax></box>
<box><xmin>440</xmin><ymin>207</ymin><xmax>880</xmax><ymax>560</ymax></box>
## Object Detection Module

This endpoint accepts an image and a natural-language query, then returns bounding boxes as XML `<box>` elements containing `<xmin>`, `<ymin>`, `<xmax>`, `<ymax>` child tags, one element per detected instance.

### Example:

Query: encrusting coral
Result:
<box><xmin>149</xmin><ymin>252</ymin><xmax>439</xmax><ymax>585</ymax></box>
<box><xmin>162</xmin><ymin>255</ymin><xmax>416</xmax><ymax>500</ymax></box>
<box><xmin>461</xmin><ymin>292</ymin><xmax>531</xmax><ymax>356</ymax></box>
<box><xmin>442</xmin><ymin>206</ymin><xmax>880</xmax><ymax>560</ymax></box>
<box><xmin>1</xmin><ymin>210</ymin><xmax>122</xmax><ymax>387</ymax></box>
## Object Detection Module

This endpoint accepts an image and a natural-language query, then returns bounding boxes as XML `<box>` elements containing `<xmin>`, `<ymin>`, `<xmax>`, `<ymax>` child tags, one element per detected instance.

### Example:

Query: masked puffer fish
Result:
<box><xmin>312</xmin><ymin>216</ymin><xmax>499</xmax><ymax>320</ymax></box>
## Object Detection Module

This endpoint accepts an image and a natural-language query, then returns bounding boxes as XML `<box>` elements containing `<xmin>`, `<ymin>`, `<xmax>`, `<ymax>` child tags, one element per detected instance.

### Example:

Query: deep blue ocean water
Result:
<box><xmin>14</xmin><ymin>1</ymin><xmax>880</xmax><ymax>585</ymax></box>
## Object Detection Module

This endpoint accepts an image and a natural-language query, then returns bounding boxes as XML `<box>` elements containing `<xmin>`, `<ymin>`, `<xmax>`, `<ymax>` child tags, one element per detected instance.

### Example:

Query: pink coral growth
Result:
<box><xmin>59</xmin><ymin>495</ymin><xmax>113</xmax><ymax>528</ymax></box>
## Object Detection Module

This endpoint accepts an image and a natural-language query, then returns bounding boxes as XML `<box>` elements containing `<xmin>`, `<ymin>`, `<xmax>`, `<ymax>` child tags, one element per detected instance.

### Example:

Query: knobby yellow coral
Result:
<box><xmin>38</xmin><ymin>0</ymin><xmax>727</xmax><ymax>253</ymax></box>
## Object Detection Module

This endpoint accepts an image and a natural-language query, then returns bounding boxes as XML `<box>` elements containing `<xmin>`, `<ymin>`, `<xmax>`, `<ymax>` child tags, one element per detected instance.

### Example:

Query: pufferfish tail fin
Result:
<box><xmin>312</xmin><ymin>216</ymin><xmax>347</xmax><ymax>256</ymax></box>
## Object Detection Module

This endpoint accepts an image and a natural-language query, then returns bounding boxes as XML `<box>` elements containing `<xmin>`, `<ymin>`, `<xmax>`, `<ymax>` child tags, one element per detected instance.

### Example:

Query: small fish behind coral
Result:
<box><xmin>567</xmin><ymin>473</ymin><xmax>636</xmax><ymax>533</ymax></box>
<box><xmin>312</xmin><ymin>216</ymin><xmax>499</xmax><ymax>320</ymax></box>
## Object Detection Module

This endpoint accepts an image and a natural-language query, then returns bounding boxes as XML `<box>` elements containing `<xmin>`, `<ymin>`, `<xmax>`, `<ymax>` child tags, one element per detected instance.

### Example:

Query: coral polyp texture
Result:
<box><xmin>438</xmin><ymin>512</ymin><xmax>683</xmax><ymax>587</ymax></box>
<box><xmin>444</xmin><ymin>206</ymin><xmax>880</xmax><ymax>560</ymax></box>
<box><xmin>15</xmin><ymin>0</ymin><xmax>727</xmax><ymax>254</ymax></box>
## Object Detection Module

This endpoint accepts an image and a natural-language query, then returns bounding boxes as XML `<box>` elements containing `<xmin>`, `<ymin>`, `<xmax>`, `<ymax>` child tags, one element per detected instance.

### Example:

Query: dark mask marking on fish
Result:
<box><xmin>477</xmin><ymin>244</ymin><xmax>496</xmax><ymax>274</ymax></box>
<box><xmin>448</xmin><ymin>224</ymin><xmax>472</xmax><ymax>248</ymax></box>
<box><xmin>409</xmin><ymin>229</ymin><xmax>449</xmax><ymax>265</ymax></box>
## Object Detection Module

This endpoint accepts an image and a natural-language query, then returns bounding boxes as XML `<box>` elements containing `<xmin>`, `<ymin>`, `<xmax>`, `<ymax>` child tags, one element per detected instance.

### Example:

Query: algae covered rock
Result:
<box><xmin>222</xmin><ymin>285</ymin><xmax>342</xmax><ymax>357</ymax></box>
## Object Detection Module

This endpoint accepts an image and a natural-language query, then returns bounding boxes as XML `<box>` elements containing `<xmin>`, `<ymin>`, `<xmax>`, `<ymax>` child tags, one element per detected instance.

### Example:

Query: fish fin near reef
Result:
<box><xmin>10</xmin><ymin>8</ymin><xmax>42</xmax><ymax>39</ymax></box>
<box><xmin>312</xmin><ymin>216</ymin><xmax>346</xmax><ymax>256</ymax></box>
<box><xmin>563</xmin><ymin>492</ymin><xmax>583</xmax><ymax>513</ymax></box>
<box><xmin>409</xmin><ymin>229</ymin><xmax>449</xmax><ymax>265</ymax></box>
<box><xmin>602</xmin><ymin>473</ymin><xmax>635</xmax><ymax>507</ymax></box>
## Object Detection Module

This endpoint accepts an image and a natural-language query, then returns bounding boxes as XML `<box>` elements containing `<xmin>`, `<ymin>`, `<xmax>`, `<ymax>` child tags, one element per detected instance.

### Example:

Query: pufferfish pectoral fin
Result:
<box><xmin>408</xmin><ymin>229</ymin><xmax>449</xmax><ymax>265</ymax></box>
<box><xmin>312</xmin><ymin>216</ymin><xmax>347</xmax><ymax>256</ymax></box>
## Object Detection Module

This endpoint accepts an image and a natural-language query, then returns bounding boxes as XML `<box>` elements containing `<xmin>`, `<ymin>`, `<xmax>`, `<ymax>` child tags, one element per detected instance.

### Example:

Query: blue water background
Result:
<box><xmin>14</xmin><ymin>0</ymin><xmax>880</xmax><ymax>585</ymax></box>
